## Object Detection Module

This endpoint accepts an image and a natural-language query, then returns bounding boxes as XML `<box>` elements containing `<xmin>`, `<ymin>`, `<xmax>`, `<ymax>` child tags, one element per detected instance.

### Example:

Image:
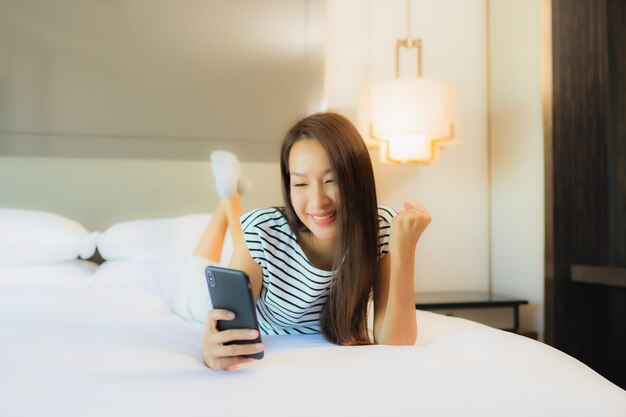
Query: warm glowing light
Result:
<box><xmin>380</xmin><ymin>134</ymin><xmax>433</xmax><ymax>162</ymax></box>
<box><xmin>360</xmin><ymin>78</ymin><xmax>459</xmax><ymax>164</ymax></box>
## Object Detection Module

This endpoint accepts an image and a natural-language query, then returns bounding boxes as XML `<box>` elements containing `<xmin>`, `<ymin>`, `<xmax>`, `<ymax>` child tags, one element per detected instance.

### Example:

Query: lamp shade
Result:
<box><xmin>359</xmin><ymin>78</ymin><xmax>459</xmax><ymax>164</ymax></box>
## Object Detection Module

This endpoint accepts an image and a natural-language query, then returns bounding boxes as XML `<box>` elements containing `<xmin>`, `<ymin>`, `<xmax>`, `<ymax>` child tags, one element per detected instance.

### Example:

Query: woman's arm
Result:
<box><xmin>373</xmin><ymin>202</ymin><xmax>431</xmax><ymax>345</ymax></box>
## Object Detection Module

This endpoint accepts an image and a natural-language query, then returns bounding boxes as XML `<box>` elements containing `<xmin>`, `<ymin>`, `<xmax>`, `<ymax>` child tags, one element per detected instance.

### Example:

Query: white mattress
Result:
<box><xmin>1</xmin><ymin>262</ymin><xmax>625</xmax><ymax>417</ymax></box>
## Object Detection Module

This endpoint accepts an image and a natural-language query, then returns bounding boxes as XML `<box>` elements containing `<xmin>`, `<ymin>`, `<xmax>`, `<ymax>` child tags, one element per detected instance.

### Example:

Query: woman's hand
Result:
<box><xmin>389</xmin><ymin>201</ymin><xmax>431</xmax><ymax>255</ymax></box>
<box><xmin>202</xmin><ymin>309</ymin><xmax>264</xmax><ymax>371</ymax></box>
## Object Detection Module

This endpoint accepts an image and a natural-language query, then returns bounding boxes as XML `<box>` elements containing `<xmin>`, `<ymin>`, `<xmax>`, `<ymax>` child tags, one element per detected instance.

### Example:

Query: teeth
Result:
<box><xmin>312</xmin><ymin>212</ymin><xmax>336</xmax><ymax>221</ymax></box>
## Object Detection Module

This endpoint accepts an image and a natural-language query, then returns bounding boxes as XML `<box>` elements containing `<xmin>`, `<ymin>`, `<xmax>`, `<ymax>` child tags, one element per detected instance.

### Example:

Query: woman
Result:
<box><xmin>185</xmin><ymin>112</ymin><xmax>430</xmax><ymax>371</ymax></box>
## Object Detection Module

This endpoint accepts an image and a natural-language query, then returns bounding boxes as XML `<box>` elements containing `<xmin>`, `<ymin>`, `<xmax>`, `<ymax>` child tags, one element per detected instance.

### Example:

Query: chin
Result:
<box><xmin>306</xmin><ymin>222</ymin><xmax>338</xmax><ymax>240</ymax></box>
<box><xmin>310</xmin><ymin>229</ymin><xmax>337</xmax><ymax>240</ymax></box>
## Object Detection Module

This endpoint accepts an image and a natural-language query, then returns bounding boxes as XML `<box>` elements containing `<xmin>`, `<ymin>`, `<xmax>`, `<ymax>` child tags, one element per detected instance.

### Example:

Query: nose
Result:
<box><xmin>309</xmin><ymin>183</ymin><xmax>330</xmax><ymax>209</ymax></box>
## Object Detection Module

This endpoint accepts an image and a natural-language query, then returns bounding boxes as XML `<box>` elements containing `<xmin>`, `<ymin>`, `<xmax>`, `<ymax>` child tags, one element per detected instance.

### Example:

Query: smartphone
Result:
<box><xmin>205</xmin><ymin>266</ymin><xmax>263</xmax><ymax>360</ymax></box>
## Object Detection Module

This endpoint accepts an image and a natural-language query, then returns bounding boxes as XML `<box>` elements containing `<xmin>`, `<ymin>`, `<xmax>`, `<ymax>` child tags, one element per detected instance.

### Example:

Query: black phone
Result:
<box><xmin>205</xmin><ymin>266</ymin><xmax>263</xmax><ymax>360</ymax></box>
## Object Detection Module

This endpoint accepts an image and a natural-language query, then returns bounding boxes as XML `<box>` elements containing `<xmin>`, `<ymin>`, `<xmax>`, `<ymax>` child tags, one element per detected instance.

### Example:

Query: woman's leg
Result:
<box><xmin>224</xmin><ymin>192</ymin><xmax>244</xmax><ymax>247</ymax></box>
<box><xmin>193</xmin><ymin>201</ymin><xmax>228</xmax><ymax>262</ymax></box>
<box><xmin>194</xmin><ymin>149</ymin><xmax>248</xmax><ymax>263</ymax></box>
<box><xmin>173</xmin><ymin>151</ymin><xmax>248</xmax><ymax>322</ymax></box>
<box><xmin>193</xmin><ymin>193</ymin><xmax>243</xmax><ymax>263</ymax></box>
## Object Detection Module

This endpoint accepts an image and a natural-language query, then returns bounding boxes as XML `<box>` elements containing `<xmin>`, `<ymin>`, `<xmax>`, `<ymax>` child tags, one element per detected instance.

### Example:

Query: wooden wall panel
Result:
<box><xmin>547</xmin><ymin>0</ymin><xmax>626</xmax><ymax>389</ymax></box>
<box><xmin>607</xmin><ymin>0</ymin><xmax>626</xmax><ymax>267</ymax></box>
<box><xmin>552</xmin><ymin>0</ymin><xmax>608</xmax><ymax>267</ymax></box>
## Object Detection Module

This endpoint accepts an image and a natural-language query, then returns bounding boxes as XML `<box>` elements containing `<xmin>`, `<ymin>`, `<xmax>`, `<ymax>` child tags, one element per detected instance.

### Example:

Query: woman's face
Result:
<box><xmin>288</xmin><ymin>138</ymin><xmax>339</xmax><ymax>241</ymax></box>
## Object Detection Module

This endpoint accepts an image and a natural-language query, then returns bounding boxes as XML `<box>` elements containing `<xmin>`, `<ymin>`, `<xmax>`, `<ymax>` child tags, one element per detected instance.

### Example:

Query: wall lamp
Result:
<box><xmin>357</xmin><ymin>1</ymin><xmax>460</xmax><ymax>164</ymax></box>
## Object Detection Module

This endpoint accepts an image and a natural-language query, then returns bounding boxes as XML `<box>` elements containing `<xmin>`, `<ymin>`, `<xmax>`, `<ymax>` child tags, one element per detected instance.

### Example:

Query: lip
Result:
<box><xmin>308</xmin><ymin>210</ymin><xmax>337</xmax><ymax>226</ymax></box>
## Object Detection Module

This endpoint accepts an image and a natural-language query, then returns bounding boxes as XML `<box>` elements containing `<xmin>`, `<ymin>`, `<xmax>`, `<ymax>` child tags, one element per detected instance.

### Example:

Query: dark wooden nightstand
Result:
<box><xmin>414</xmin><ymin>291</ymin><xmax>529</xmax><ymax>333</ymax></box>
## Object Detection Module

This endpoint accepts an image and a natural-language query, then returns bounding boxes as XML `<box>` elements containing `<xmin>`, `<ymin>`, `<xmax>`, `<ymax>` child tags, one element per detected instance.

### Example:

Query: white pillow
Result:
<box><xmin>0</xmin><ymin>208</ymin><xmax>97</xmax><ymax>265</ymax></box>
<box><xmin>97</xmin><ymin>214</ymin><xmax>233</xmax><ymax>264</ymax></box>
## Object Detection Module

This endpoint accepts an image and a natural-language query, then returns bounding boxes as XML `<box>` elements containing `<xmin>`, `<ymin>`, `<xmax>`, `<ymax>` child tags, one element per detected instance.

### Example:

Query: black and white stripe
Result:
<box><xmin>242</xmin><ymin>206</ymin><xmax>397</xmax><ymax>336</ymax></box>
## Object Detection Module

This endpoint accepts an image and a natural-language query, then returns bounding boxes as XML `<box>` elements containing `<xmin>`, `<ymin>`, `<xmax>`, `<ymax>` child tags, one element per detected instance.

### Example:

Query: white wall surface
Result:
<box><xmin>326</xmin><ymin>0</ymin><xmax>490</xmax><ymax>293</ymax></box>
<box><xmin>488</xmin><ymin>0</ymin><xmax>545</xmax><ymax>336</ymax></box>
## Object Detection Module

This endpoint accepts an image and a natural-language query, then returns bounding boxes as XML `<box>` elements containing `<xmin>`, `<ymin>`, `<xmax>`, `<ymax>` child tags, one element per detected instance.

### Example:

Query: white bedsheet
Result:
<box><xmin>1</xmin><ymin>265</ymin><xmax>625</xmax><ymax>417</ymax></box>
<box><xmin>0</xmin><ymin>260</ymin><xmax>97</xmax><ymax>288</ymax></box>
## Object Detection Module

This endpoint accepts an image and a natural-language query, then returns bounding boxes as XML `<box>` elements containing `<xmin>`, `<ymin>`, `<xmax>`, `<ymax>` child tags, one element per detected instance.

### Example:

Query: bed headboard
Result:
<box><xmin>0</xmin><ymin>156</ymin><xmax>283</xmax><ymax>232</ymax></box>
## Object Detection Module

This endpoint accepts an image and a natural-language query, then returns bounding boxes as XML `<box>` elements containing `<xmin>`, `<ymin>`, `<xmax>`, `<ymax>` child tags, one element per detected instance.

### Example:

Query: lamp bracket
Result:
<box><xmin>396</xmin><ymin>38</ymin><xmax>422</xmax><ymax>78</ymax></box>
<box><xmin>369</xmin><ymin>123</ymin><xmax>456</xmax><ymax>164</ymax></box>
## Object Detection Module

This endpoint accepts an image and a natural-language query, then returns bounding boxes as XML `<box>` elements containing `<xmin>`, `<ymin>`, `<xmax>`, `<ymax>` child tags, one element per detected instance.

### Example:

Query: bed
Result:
<box><xmin>1</xmin><ymin>208</ymin><xmax>625</xmax><ymax>417</ymax></box>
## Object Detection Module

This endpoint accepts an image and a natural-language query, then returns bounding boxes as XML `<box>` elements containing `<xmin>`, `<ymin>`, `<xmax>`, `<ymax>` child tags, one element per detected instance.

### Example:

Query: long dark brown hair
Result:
<box><xmin>280</xmin><ymin>112</ymin><xmax>379</xmax><ymax>345</ymax></box>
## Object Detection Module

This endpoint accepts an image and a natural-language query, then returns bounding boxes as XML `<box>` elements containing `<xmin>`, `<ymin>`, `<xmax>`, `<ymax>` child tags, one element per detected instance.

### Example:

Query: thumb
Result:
<box><xmin>404</xmin><ymin>201</ymin><xmax>415</xmax><ymax>210</ymax></box>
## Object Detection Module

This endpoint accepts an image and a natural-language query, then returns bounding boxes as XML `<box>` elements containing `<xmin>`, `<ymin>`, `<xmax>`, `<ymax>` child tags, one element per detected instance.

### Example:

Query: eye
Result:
<box><xmin>291</xmin><ymin>183</ymin><xmax>307</xmax><ymax>188</ymax></box>
<box><xmin>325</xmin><ymin>179</ymin><xmax>334</xmax><ymax>184</ymax></box>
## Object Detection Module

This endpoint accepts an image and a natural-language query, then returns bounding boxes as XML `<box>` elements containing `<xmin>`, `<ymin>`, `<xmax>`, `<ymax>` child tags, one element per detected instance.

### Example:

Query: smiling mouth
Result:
<box><xmin>310</xmin><ymin>211</ymin><xmax>337</xmax><ymax>222</ymax></box>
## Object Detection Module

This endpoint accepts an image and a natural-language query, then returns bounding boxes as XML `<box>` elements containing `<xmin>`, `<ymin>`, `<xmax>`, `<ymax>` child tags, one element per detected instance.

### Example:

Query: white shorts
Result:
<box><xmin>172</xmin><ymin>256</ymin><xmax>217</xmax><ymax>324</ymax></box>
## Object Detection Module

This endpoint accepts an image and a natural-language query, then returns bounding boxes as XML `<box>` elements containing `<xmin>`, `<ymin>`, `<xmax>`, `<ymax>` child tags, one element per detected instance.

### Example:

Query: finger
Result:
<box><xmin>206</xmin><ymin>355</ymin><xmax>253</xmax><ymax>371</ymax></box>
<box><xmin>214</xmin><ymin>328</ymin><xmax>260</xmax><ymax>345</ymax></box>
<box><xmin>226</xmin><ymin>358</ymin><xmax>256</xmax><ymax>371</ymax></box>
<box><xmin>204</xmin><ymin>309</ymin><xmax>235</xmax><ymax>332</ymax></box>
<box><xmin>216</xmin><ymin>341</ymin><xmax>264</xmax><ymax>358</ymax></box>
<box><xmin>404</xmin><ymin>201</ymin><xmax>415</xmax><ymax>210</ymax></box>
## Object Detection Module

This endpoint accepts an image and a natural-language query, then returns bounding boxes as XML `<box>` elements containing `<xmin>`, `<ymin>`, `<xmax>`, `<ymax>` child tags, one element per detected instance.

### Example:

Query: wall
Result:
<box><xmin>326</xmin><ymin>0</ymin><xmax>490</xmax><ymax>293</ymax></box>
<box><xmin>0</xmin><ymin>0</ymin><xmax>324</xmax><ymax>162</ymax></box>
<box><xmin>326</xmin><ymin>0</ymin><xmax>545</xmax><ymax>336</ymax></box>
<box><xmin>488</xmin><ymin>0</ymin><xmax>545</xmax><ymax>336</ymax></box>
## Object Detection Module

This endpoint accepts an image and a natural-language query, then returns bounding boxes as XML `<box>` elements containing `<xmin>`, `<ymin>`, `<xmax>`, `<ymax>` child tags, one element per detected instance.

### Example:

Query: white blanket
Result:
<box><xmin>1</xmin><ymin>264</ymin><xmax>624</xmax><ymax>417</ymax></box>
